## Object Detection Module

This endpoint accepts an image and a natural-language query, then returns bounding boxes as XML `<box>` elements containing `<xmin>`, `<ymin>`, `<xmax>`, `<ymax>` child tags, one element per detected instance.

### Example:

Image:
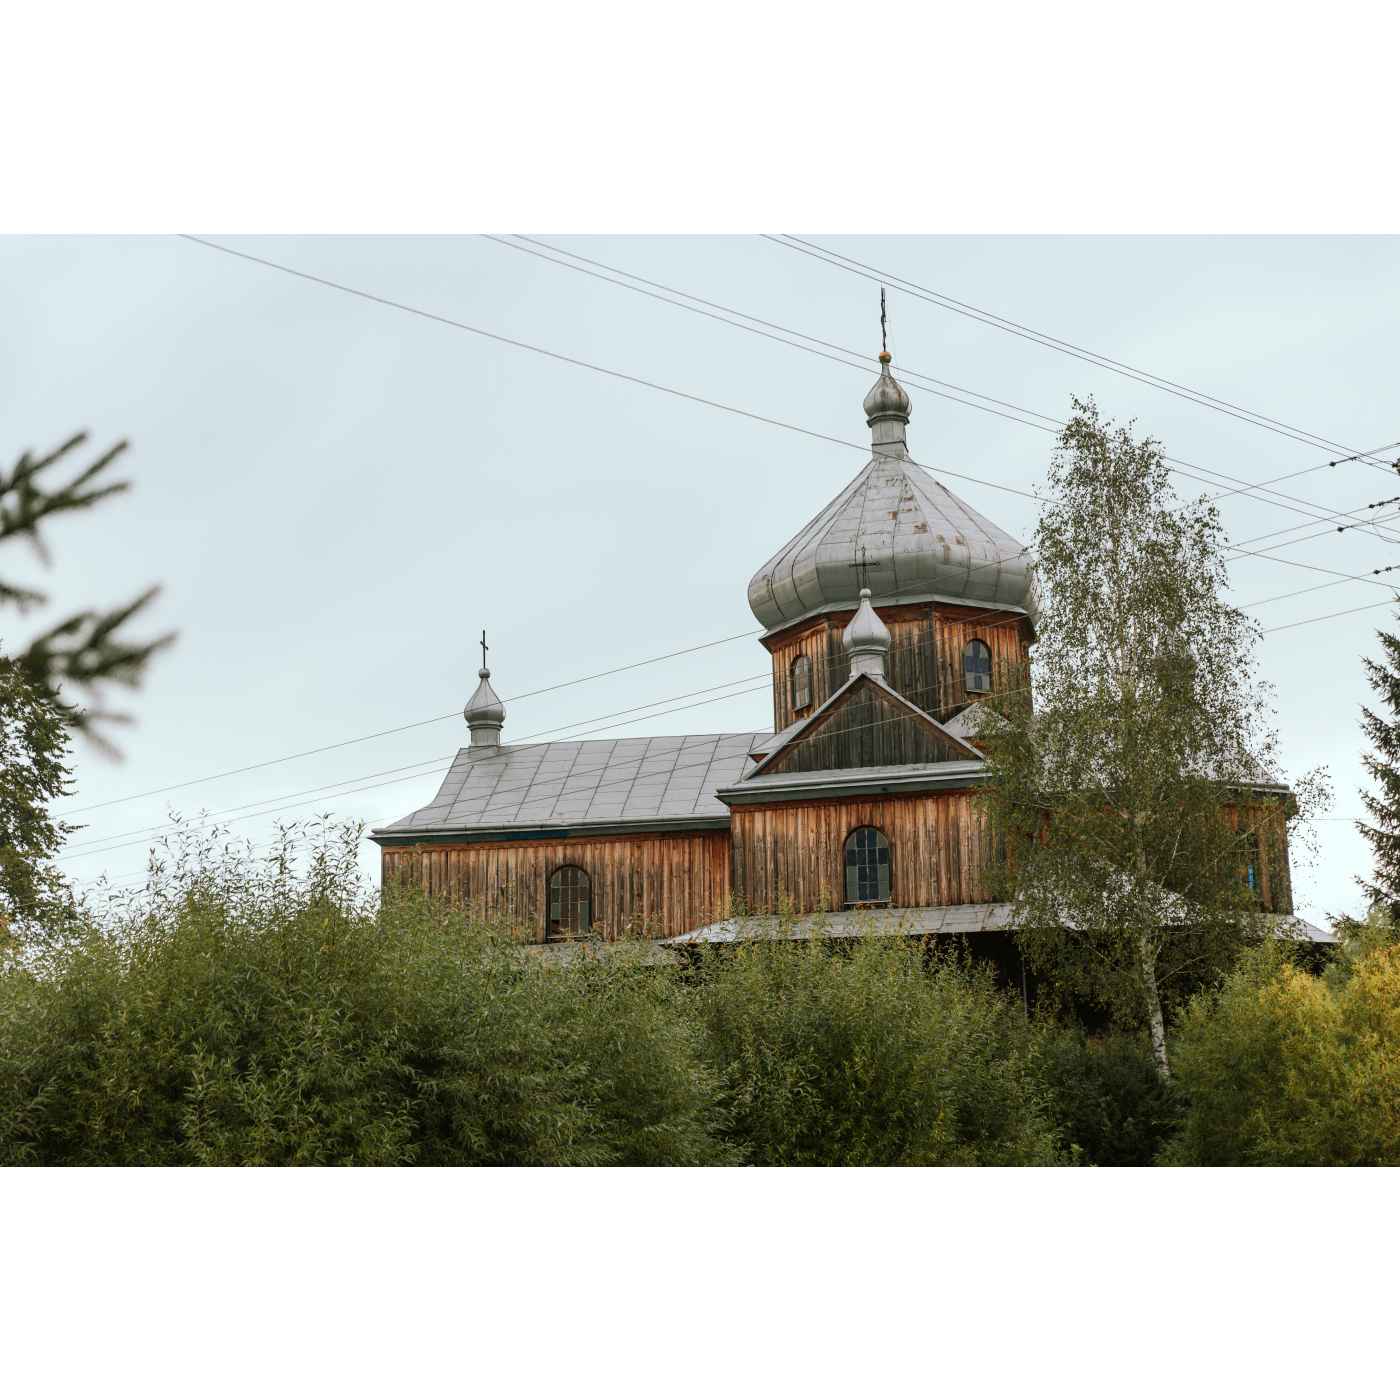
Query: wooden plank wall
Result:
<box><xmin>380</xmin><ymin>829</ymin><xmax>733</xmax><ymax>941</ymax></box>
<box><xmin>930</xmin><ymin>607</ymin><xmax>1029</xmax><ymax>718</ymax></box>
<box><xmin>763</xmin><ymin>681</ymin><xmax>964</xmax><ymax>774</ymax></box>
<box><xmin>730</xmin><ymin>790</ymin><xmax>998</xmax><ymax>913</ymax></box>
<box><xmin>765</xmin><ymin>604</ymin><xmax>1029</xmax><ymax>732</ymax></box>
<box><xmin>1230</xmin><ymin>802</ymin><xmax>1293</xmax><ymax>914</ymax></box>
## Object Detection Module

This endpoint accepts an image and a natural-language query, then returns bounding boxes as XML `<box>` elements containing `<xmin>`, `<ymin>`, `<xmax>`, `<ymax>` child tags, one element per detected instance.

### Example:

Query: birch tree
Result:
<box><xmin>974</xmin><ymin>399</ymin><xmax>1299</xmax><ymax>1082</ymax></box>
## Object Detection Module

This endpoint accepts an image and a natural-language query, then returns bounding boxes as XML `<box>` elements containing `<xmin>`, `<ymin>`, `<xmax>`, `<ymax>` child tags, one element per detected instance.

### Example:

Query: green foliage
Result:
<box><xmin>0</xmin><ymin>822</ymin><xmax>733</xmax><ymax>1166</ymax></box>
<box><xmin>0</xmin><ymin>655</ymin><xmax>76</xmax><ymax>943</ymax></box>
<box><xmin>1165</xmin><ymin>934</ymin><xmax>1400</xmax><ymax>1165</ymax></box>
<box><xmin>688</xmin><ymin>935</ymin><xmax>1063</xmax><ymax>1165</ymax></box>
<box><xmin>0</xmin><ymin>824</ymin><xmax>1080</xmax><ymax>1167</ymax></box>
<box><xmin>2</xmin><ymin>433</ymin><xmax>174</xmax><ymax>751</ymax></box>
<box><xmin>1038</xmin><ymin>1030</ymin><xmax>1181</xmax><ymax>1166</ymax></box>
<box><xmin>974</xmin><ymin>398</ymin><xmax>1303</xmax><ymax>1079</ymax></box>
<box><xmin>1357</xmin><ymin>615</ymin><xmax>1400</xmax><ymax>921</ymax></box>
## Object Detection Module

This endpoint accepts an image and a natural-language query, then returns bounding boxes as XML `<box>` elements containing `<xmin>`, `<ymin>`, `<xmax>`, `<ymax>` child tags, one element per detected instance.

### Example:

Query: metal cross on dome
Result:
<box><xmin>880</xmin><ymin>286</ymin><xmax>887</xmax><ymax>355</ymax></box>
<box><xmin>480</xmin><ymin>630</ymin><xmax>489</xmax><ymax>670</ymax></box>
<box><xmin>848</xmin><ymin>544</ymin><xmax>882</xmax><ymax>592</ymax></box>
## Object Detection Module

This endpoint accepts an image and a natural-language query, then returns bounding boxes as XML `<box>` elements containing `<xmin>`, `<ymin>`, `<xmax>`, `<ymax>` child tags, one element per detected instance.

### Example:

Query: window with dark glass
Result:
<box><xmin>549</xmin><ymin>866</ymin><xmax>591</xmax><ymax>940</ymax></box>
<box><xmin>845</xmin><ymin>827</ymin><xmax>891</xmax><ymax>905</ymax></box>
<box><xmin>790</xmin><ymin>654</ymin><xmax>812</xmax><ymax>711</ymax></box>
<box><xmin>963</xmin><ymin>639</ymin><xmax>993</xmax><ymax>695</ymax></box>
<box><xmin>1243</xmin><ymin>832</ymin><xmax>1263</xmax><ymax>906</ymax></box>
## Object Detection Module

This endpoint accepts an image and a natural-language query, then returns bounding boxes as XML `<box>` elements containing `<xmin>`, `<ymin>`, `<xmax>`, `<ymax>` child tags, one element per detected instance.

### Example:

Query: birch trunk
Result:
<box><xmin>1134</xmin><ymin>822</ymin><xmax>1172</xmax><ymax>1083</ymax></box>
<box><xmin>1140</xmin><ymin>929</ymin><xmax>1171</xmax><ymax>1082</ymax></box>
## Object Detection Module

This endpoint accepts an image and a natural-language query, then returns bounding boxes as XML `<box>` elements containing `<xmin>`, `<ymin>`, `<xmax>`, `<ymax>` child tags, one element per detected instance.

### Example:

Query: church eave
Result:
<box><xmin>757</xmin><ymin>590</ymin><xmax>1034</xmax><ymax>645</ymax></box>
<box><xmin>370</xmin><ymin>813</ymin><xmax>733</xmax><ymax>847</ymax></box>
<box><xmin>716</xmin><ymin>760</ymin><xmax>986</xmax><ymax>807</ymax></box>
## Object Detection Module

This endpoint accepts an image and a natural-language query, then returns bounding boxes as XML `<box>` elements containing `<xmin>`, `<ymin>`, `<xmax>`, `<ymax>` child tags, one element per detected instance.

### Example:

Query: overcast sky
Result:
<box><xmin>3</xmin><ymin>234</ymin><xmax>1397</xmax><ymax>924</ymax></box>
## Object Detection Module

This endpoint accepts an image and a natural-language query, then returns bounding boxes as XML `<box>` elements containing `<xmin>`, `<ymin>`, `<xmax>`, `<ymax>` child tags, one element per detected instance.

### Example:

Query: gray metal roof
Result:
<box><xmin>747</xmin><ymin>424</ymin><xmax>1040</xmax><ymax>635</ymax></box>
<box><xmin>373</xmin><ymin>732</ymin><xmax>770</xmax><ymax>838</ymax></box>
<box><xmin>663</xmin><ymin>906</ymin><xmax>1334</xmax><ymax>944</ymax></box>
<box><xmin>664</xmin><ymin>903</ymin><xmax>1014</xmax><ymax>943</ymax></box>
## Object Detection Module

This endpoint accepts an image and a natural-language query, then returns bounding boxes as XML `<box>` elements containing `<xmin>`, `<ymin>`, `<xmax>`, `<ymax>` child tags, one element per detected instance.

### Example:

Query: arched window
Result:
<box><xmin>963</xmin><ymin>639</ymin><xmax>993</xmax><ymax>695</ymax></box>
<box><xmin>790</xmin><ymin>653</ymin><xmax>812</xmax><ymax>711</ymax></box>
<box><xmin>548</xmin><ymin>866</ymin><xmax>591</xmax><ymax>940</ymax></box>
<box><xmin>844</xmin><ymin>827</ymin><xmax>891</xmax><ymax>906</ymax></box>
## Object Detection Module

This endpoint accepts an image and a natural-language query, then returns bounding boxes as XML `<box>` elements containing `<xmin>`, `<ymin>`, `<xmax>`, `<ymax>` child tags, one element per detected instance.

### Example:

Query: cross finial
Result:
<box><xmin>880</xmin><ymin>287</ymin><xmax>887</xmax><ymax>355</ymax></box>
<box><xmin>848</xmin><ymin>544</ymin><xmax>882</xmax><ymax>592</ymax></box>
<box><xmin>480</xmin><ymin>629</ymin><xmax>489</xmax><ymax>671</ymax></box>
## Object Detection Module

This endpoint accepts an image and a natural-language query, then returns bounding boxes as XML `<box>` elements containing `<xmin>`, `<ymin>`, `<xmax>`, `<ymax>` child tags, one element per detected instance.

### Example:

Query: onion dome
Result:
<box><xmin>464</xmin><ymin>667</ymin><xmax>505</xmax><ymax>750</ymax></box>
<box><xmin>843</xmin><ymin>588</ymin><xmax>892</xmax><ymax>678</ymax></box>
<box><xmin>863</xmin><ymin>351</ymin><xmax>912</xmax><ymax>454</ymax></box>
<box><xmin>747</xmin><ymin>357</ymin><xmax>1040</xmax><ymax>635</ymax></box>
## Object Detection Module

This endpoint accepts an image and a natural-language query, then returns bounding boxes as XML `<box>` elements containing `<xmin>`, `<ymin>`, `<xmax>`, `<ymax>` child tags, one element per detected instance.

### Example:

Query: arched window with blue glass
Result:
<box><xmin>845</xmin><ymin>826</ymin><xmax>891</xmax><ymax>906</ymax></box>
<box><xmin>963</xmin><ymin>639</ymin><xmax>993</xmax><ymax>695</ymax></box>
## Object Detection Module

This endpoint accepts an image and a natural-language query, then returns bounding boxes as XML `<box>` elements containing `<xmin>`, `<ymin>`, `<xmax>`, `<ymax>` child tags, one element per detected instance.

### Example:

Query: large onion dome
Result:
<box><xmin>747</xmin><ymin>355</ymin><xmax>1039</xmax><ymax>634</ymax></box>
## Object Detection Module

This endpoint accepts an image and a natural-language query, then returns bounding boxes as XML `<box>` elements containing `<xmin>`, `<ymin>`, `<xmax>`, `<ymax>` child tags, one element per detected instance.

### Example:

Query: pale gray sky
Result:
<box><xmin>3</xmin><ymin>234</ymin><xmax>1397</xmax><ymax>924</ymax></box>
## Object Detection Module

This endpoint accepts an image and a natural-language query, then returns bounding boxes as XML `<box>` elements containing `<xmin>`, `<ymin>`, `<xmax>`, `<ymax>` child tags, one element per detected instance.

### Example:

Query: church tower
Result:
<box><xmin>747</xmin><ymin>354</ymin><xmax>1040</xmax><ymax>733</ymax></box>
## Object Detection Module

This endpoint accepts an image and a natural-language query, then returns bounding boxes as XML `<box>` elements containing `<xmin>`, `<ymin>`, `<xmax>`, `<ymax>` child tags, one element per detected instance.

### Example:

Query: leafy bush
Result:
<box><xmin>688</xmin><ymin>934</ymin><xmax>1063</xmax><ymax>1166</ymax></box>
<box><xmin>1164</xmin><ymin>935</ymin><xmax>1400</xmax><ymax>1166</ymax></box>
<box><xmin>0</xmin><ymin>822</ymin><xmax>733</xmax><ymax>1166</ymax></box>
<box><xmin>1038</xmin><ymin>1030</ymin><xmax>1181</xmax><ymax>1166</ymax></box>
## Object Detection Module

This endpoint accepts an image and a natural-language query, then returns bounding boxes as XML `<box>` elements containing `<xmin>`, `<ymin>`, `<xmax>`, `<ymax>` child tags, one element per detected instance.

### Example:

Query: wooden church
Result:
<box><xmin>372</xmin><ymin>354</ymin><xmax>1303</xmax><ymax>943</ymax></box>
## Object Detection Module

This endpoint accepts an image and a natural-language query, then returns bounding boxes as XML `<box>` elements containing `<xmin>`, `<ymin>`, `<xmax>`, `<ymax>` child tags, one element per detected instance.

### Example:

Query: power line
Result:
<box><xmin>490</xmin><ymin>235</ymin><xmax>1399</xmax><ymax>538</ymax></box>
<box><xmin>178</xmin><ymin>234</ymin><xmax>1052</xmax><ymax>510</ymax></box>
<box><xmin>57</xmin><ymin>626</ymin><xmax>764</xmax><ymax>817</ymax></box>
<box><xmin>766</xmin><ymin>235</ymin><xmax>1395</xmax><ymax>468</ymax></box>
<box><xmin>488</xmin><ymin>234</ymin><xmax>1062</xmax><ymax>435</ymax></box>
<box><xmin>60</xmin><ymin>681</ymin><xmax>780</xmax><ymax>863</ymax></box>
<box><xmin>60</xmin><ymin>610</ymin><xmax>1040</xmax><ymax>858</ymax></box>
<box><xmin>188</xmin><ymin>234</ymin><xmax>1400</xmax><ymax>554</ymax></box>
<box><xmin>59</xmin><ymin>670</ymin><xmax>776</xmax><ymax>857</ymax></box>
<box><xmin>1263</xmin><ymin>595</ymin><xmax>1399</xmax><ymax>633</ymax></box>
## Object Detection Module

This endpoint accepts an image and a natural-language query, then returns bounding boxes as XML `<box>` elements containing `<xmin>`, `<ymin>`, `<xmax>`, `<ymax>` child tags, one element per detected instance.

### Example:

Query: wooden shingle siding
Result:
<box><xmin>765</xmin><ymin>603</ymin><xmax>1030</xmax><ymax>732</ymax></box>
<box><xmin>380</xmin><ymin>829</ymin><xmax>732</xmax><ymax>942</ymax></box>
<box><xmin>730</xmin><ymin>790</ymin><xmax>1000</xmax><ymax>914</ymax></box>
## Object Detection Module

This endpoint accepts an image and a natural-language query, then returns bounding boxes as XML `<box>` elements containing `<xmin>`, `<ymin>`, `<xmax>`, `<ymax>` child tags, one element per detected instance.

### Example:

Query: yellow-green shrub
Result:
<box><xmin>1167</xmin><ymin>939</ymin><xmax>1400</xmax><ymax>1165</ymax></box>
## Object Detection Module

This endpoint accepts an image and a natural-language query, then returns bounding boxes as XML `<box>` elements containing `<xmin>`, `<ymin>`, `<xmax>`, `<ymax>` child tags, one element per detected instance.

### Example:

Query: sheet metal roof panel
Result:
<box><xmin>748</xmin><ymin>451</ymin><xmax>1039</xmax><ymax>633</ymax></box>
<box><xmin>375</xmin><ymin>732</ymin><xmax>772</xmax><ymax>837</ymax></box>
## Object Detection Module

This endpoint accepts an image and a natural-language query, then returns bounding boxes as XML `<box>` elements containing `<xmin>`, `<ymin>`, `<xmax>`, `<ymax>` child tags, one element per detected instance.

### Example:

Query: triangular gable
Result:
<box><xmin>748</xmin><ymin>673</ymin><xmax>980</xmax><ymax>778</ymax></box>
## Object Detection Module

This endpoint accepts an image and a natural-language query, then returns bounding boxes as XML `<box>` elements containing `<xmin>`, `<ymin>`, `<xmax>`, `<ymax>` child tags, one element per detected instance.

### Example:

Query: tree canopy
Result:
<box><xmin>974</xmin><ymin>398</ymin><xmax>1304</xmax><ymax>1080</ymax></box>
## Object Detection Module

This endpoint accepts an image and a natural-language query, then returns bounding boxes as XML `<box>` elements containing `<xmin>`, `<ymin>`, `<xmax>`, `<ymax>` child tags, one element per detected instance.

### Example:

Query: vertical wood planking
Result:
<box><xmin>728</xmin><ymin>789</ymin><xmax>995</xmax><ymax>914</ymax></box>
<box><xmin>765</xmin><ymin>604</ymin><xmax>1031</xmax><ymax>733</ymax></box>
<box><xmin>379</xmin><ymin>828</ymin><xmax>734</xmax><ymax>941</ymax></box>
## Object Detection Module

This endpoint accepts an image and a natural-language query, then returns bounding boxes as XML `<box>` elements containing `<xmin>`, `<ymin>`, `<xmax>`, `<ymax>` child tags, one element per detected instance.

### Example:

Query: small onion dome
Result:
<box><xmin>464</xmin><ymin>666</ymin><xmax>506</xmax><ymax>748</ymax></box>
<box><xmin>863</xmin><ymin>352</ymin><xmax>912</xmax><ymax>430</ymax></box>
<box><xmin>842</xmin><ymin>588</ymin><xmax>892</xmax><ymax>678</ymax></box>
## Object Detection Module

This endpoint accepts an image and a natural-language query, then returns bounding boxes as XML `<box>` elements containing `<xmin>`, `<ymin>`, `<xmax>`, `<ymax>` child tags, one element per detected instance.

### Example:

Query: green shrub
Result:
<box><xmin>688</xmin><ymin>934</ymin><xmax>1062</xmax><ymax>1166</ymax></box>
<box><xmin>0</xmin><ymin>823</ymin><xmax>733</xmax><ymax>1166</ymax></box>
<box><xmin>1164</xmin><ymin>936</ymin><xmax>1400</xmax><ymax>1166</ymax></box>
<box><xmin>1038</xmin><ymin>1030</ymin><xmax>1181</xmax><ymax>1166</ymax></box>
